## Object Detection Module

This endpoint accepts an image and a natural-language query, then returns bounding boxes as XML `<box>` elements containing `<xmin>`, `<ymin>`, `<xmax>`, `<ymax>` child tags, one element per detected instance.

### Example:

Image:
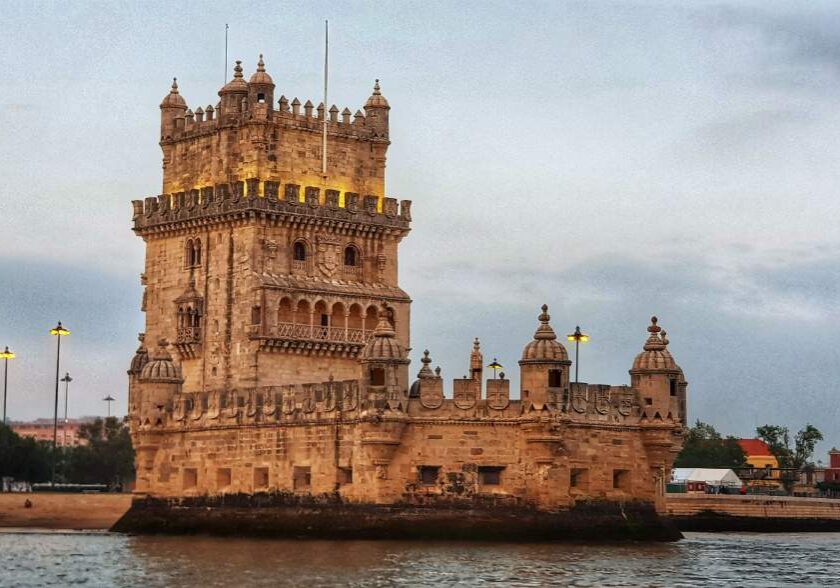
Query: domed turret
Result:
<box><xmin>521</xmin><ymin>305</ymin><xmax>569</xmax><ymax>363</ymax></box>
<box><xmin>160</xmin><ymin>77</ymin><xmax>187</xmax><ymax>108</ymax></box>
<box><xmin>631</xmin><ymin>317</ymin><xmax>680</xmax><ymax>373</ymax></box>
<box><xmin>365</xmin><ymin>79</ymin><xmax>390</xmax><ymax>109</ymax></box>
<box><xmin>518</xmin><ymin>304</ymin><xmax>571</xmax><ymax>411</ymax></box>
<box><xmin>248</xmin><ymin>54</ymin><xmax>275</xmax><ymax>119</ymax></box>
<box><xmin>629</xmin><ymin>317</ymin><xmax>686</xmax><ymax>422</ymax></box>
<box><xmin>219</xmin><ymin>60</ymin><xmax>249</xmax><ymax>117</ymax></box>
<box><xmin>249</xmin><ymin>54</ymin><xmax>273</xmax><ymax>85</ymax></box>
<box><xmin>360</xmin><ymin>304</ymin><xmax>406</xmax><ymax>362</ymax></box>
<box><xmin>128</xmin><ymin>334</ymin><xmax>149</xmax><ymax>376</ymax></box>
<box><xmin>160</xmin><ymin>78</ymin><xmax>188</xmax><ymax>140</ymax></box>
<box><xmin>139</xmin><ymin>342</ymin><xmax>183</xmax><ymax>383</ymax></box>
<box><xmin>364</xmin><ymin>79</ymin><xmax>390</xmax><ymax>139</ymax></box>
<box><xmin>359</xmin><ymin>303</ymin><xmax>410</xmax><ymax>410</ymax></box>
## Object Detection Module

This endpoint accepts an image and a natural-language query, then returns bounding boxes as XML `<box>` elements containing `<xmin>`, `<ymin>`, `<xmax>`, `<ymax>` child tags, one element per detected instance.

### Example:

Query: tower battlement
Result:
<box><xmin>131</xmin><ymin>179</ymin><xmax>411</xmax><ymax>234</ymax></box>
<box><xmin>158</xmin><ymin>57</ymin><xmax>390</xmax><ymax>200</ymax></box>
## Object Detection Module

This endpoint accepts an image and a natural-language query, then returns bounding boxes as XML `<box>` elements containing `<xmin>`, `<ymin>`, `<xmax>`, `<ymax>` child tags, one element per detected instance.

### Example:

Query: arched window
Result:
<box><xmin>293</xmin><ymin>241</ymin><xmax>307</xmax><ymax>261</ymax></box>
<box><xmin>185</xmin><ymin>239</ymin><xmax>194</xmax><ymax>267</ymax></box>
<box><xmin>194</xmin><ymin>239</ymin><xmax>202</xmax><ymax>265</ymax></box>
<box><xmin>344</xmin><ymin>245</ymin><xmax>358</xmax><ymax>267</ymax></box>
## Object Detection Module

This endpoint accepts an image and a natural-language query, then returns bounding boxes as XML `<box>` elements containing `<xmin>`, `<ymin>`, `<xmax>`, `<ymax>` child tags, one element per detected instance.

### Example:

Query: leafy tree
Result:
<box><xmin>0</xmin><ymin>422</ymin><xmax>51</xmax><ymax>483</ymax></box>
<box><xmin>675</xmin><ymin>420</ymin><xmax>747</xmax><ymax>469</ymax></box>
<box><xmin>64</xmin><ymin>417</ymin><xmax>134</xmax><ymax>488</ymax></box>
<box><xmin>756</xmin><ymin>423</ymin><xmax>823</xmax><ymax>471</ymax></box>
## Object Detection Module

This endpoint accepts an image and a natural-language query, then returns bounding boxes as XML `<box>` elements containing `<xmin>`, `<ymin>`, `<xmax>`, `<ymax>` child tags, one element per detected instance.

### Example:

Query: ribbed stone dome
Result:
<box><xmin>360</xmin><ymin>304</ymin><xmax>407</xmax><ymax>361</ymax></box>
<box><xmin>520</xmin><ymin>305</ymin><xmax>569</xmax><ymax>363</ymax></box>
<box><xmin>139</xmin><ymin>345</ymin><xmax>183</xmax><ymax>383</ymax></box>
<box><xmin>160</xmin><ymin>78</ymin><xmax>187</xmax><ymax>108</ymax></box>
<box><xmin>365</xmin><ymin>80</ymin><xmax>390</xmax><ymax>109</ymax></box>
<box><xmin>129</xmin><ymin>345</ymin><xmax>149</xmax><ymax>375</ymax></box>
<box><xmin>249</xmin><ymin>54</ymin><xmax>274</xmax><ymax>85</ymax></box>
<box><xmin>631</xmin><ymin>317</ymin><xmax>681</xmax><ymax>373</ymax></box>
<box><xmin>219</xmin><ymin>60</ymin><xmax>248</xmax><ymax>94</ymax></box>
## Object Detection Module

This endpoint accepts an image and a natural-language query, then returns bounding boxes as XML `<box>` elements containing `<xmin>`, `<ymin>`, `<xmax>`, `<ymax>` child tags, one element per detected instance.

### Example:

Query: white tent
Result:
<box><xmin>671</xmin><ymin>468</ymin><xmax>742</xmax><ymax>487</ymax></box>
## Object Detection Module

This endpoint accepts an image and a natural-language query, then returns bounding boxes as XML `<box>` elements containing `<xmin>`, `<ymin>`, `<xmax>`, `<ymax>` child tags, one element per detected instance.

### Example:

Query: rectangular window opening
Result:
<box><xmin>613</xmin><ymin>469</ymin><xmax>630</xmax><ymax>491</ymax></box>
<box><xmin>338</xmin><ymin>467</ymin><xmax>353</xmax><ymax>486</ymax></box>
<box><xmin>217</xmin><ymin>467</ymin><xmax>232</xmax><ymax>489</ymax></box>
<box><xmin>548</xmin><ymin>369</ymin><xmax>563</xmax><ymax>388</ymax></box>
<box><xmin>293</xmin><ymin>466</ymin><xmax>312</xmax><ymax>491</ymax></box>
<box><xmin>254</xmin><ymin>467</ymin><xmax>269</xmax><ymax>489</ymax></box>
<box><xmin>418</xmin><ymin>466</ymin><xmax>440</xmax><ymax>486</ymax></box>
<box><xmin>570</xmin><ymin>467</ymin><xmax>589</xmax><ymax>490</ymax></box>
<box><xmin>478</xmin><ymin>466</ymin><xmax>504</xmax><ymax>487</ymax></box>
<box><xmin>183</xmin><ymin>468</ymin><xmax>197</xmax><ymax>490</ymax></box>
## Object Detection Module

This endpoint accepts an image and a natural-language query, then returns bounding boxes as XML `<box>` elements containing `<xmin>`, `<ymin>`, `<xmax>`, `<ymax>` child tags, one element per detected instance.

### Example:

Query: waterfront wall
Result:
<box><xmin>112</xmin><ymin>495</ymin><xmax>682</xmax><ymax>541</ymax></box>
<box><xmin>667</xmin><ymin>494</ymin><xmax>840</xmax><ymax>532</ymax></box>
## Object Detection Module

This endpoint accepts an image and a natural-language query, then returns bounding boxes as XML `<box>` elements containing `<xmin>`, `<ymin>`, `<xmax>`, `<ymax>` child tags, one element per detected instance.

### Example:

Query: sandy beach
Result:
<box><xmin>0</xmin><ymin>493</ymin><xmax>131</xmax><ymax>530</ymax></box>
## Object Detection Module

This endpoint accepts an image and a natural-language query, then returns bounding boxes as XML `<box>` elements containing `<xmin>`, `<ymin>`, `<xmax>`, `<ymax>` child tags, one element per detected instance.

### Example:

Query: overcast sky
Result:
<box><xmin>1</xmin><ymin>1</ymin><xmax>839</xmax><ymax>460</ymax></box>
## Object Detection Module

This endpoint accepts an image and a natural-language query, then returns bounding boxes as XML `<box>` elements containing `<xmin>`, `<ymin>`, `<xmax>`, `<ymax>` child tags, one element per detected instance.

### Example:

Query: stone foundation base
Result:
<box><xmin>672</xmin><ymin>512</ymin><xmax>840</xmax><ymax>533</ymax></box>
<box><xmin>111</xmin><ymin>494</ymin><xmax>681</xmax><ymax>542</ymax></box>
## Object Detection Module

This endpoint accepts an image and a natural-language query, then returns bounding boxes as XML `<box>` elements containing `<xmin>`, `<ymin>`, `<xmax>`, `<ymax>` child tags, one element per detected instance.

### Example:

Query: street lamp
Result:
<box><xmin>566</xmin><ymin>326</ymin><xmax>590</xmax><ymax>384</ymax></box>
<box><xmin>0</xmin><ymin>346</ymin><xmax>15</xmax><ymax>425</ymax></box>
<box><xmin>49</xmin><ymin>322</ymin><xmax>70</xmax><ymax>485</ymax></box>
<box><xmin>487</xmin><ymin>358</ymin><xmax>503</xmax><ymax>379</ymax></box>
<box><xmin>61</xmin><ymin>372</ymin><xmax>72</xmax><ymax>447</ymax></box>
<box><xmin>103</xmin><ymin>395</ymin><xmax>115</xmax><ymax>418</ymax></box>
<box><xmin>61</xmin><ymin>373</ymin><xmax>73</xmax><ymax>424</ymax></box>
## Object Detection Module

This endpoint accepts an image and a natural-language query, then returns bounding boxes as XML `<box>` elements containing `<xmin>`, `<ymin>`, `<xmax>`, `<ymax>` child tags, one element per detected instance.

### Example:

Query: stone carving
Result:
<box><xmin>316</xmin><ymin>235</ymin><xmax>342</xmax><ymax>277</ymax></box>
<box><xmin>571</xmin><ymin>388</ymin><xmax>587</xmax><ymax>413</ymax></box>
<box><xmin>453</xmin><ymin>378</ymin><xmax>477</xmax><ymax>410</ymax></box>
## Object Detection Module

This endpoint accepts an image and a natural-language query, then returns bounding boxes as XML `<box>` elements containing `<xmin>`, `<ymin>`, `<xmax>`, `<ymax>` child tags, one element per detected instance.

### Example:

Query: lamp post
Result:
<box><xmin>566</xmin><ymin>326</ymin><xmax>590</xmax><ymax>384</ymax></box>
<box><xmin>487</xmin><ymin>358</ymin><xmax>503</xmax><ymax>379</ymax></box>
<box><xmin>61</xmin><ymin>372</ymin><xmax>72</xmax><ymax>447</ymax></box>
<box><xmin>49</xmin><ymin>322</ymin><xmax>70</xmax><ymax>485</ymax></box>
<box><xmin>103</xmin><ymin>395</ymin><xmax>115</xmax><ymax>418</ymax></box>
<box><xmin>0</xmin><ymin>346</ymin><xmax>15</xmax><ymax>425</ymax></box>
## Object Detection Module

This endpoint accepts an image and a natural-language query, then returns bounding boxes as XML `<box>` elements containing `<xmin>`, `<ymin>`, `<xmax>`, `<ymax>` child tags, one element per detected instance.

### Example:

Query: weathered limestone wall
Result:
<box><xmin>666</xmin><ymin>494</ymin><xmax>840</xmax><ymax>519</ymax></box>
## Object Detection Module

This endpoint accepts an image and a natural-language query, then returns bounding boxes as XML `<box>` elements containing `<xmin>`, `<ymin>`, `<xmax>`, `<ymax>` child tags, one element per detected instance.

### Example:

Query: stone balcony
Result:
<box><xmin>250</xmin><ymin>321</ymin><xmax>372</xmax><ymax>357</ymax></box>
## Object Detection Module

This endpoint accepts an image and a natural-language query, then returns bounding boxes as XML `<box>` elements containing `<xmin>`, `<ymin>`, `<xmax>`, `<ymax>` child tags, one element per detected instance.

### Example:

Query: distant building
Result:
<box><xmin>737</xmin><ymin>439</ymin><xmax>779</xmax><ymax>469</ymax></box>
<box><xmin>825</xmin><ymin>448</ymin><xmax>840</xmax><ymax>483</ymax></box>
<box><xmin>10</xmin><ymin>418</ymin><xmax>95</xmax><ymax>447</ymax></box>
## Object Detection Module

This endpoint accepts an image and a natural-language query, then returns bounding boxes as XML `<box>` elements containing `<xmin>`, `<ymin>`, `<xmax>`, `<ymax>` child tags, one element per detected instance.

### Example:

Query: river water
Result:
<box><xmin>0</xmin><ymin>531</ymin><xmax>836</xmax><ymax>587</ymax></box>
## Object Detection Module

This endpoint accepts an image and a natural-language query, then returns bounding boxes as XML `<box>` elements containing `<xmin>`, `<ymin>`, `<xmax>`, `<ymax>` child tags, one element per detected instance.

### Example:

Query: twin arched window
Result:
<box><xmin>185</xmin><ymin>238</ymin><xmax>202</xmax><ymax>268</ymax></box>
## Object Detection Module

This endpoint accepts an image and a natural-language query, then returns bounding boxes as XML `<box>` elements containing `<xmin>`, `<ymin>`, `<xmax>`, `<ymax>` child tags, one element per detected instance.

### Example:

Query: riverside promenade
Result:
<box><xmin>667</xmin><ymin>494</ymin><xmax>840</xmax><ymax>531</ymax></box>
<box><xmin>0</xmin><ymin>493</ymin><xmax>131</xmax><ymax>530</ymax></box>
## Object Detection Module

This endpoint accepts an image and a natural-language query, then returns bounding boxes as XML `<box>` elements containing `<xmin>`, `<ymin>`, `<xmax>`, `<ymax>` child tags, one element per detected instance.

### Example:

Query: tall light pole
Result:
<box><xmin>61</xmin><ymin>372</ymin><xmax>72</xmax><ymax>446</ymax></box>
<box><xmin>0</xmin><ymin>346</ymin><xmax>15</xmax><ymax>425</ymax></box>
<box><xmin>103</xmin><ymin>395</ymin><xmax>115</xmax><ymax>418</ymax></box>
<box><xmin>49</xmin><ymin>322</ymin><xmax>70</xmax><ymax>485</ymax></box>
<box><xmin>566</xmin><ymin>326</ymin><xmax>590</xmax><ymax>384</ymax></box>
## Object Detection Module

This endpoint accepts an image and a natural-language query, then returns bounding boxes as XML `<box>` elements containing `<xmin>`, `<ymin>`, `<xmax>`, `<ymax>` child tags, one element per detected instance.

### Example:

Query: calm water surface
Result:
<box><xmin>0</xmin><ymin>531</ymin><xmax>836</xmax><ymax>587</ymax></box>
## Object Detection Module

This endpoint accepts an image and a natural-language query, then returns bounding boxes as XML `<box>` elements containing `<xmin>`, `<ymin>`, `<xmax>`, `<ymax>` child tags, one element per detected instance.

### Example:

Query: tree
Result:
<box><xmin>756</xmin><ymin>423</ymin><xmax>823</xmax><ymax>471</ymax></box>
<box><xmin>674</xmin><ymin>420</ymin><xmax>747</xmax><ymax>469</ymax></box>
<box><xmin>0</xmin><ymin>422</ymin><xmax>51</xmax><ymax>483</ymax></box>
<box><xmin>64</xmin><ymin>417</ymin><xmax>134</xmax><ymax>488</ymax></box>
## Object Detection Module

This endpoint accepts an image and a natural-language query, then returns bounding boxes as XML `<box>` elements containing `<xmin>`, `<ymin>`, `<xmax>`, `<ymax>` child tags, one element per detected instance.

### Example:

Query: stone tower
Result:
<box><xmin>130</xmin><ymin>56</ymin><xmax>411</xmax><ymax>417</ymax></box>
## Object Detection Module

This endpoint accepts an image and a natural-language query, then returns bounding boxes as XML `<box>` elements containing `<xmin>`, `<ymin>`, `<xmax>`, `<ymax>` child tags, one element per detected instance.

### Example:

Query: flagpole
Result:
<box><xmin>224</xmin><ymin>24</ymin><xmax>229</xmax><ymax>84</ymax></box>
<box><xmin>322</xmin><ymin>19</ymin><xmax>329</xmax><ymax>178</ymax></box>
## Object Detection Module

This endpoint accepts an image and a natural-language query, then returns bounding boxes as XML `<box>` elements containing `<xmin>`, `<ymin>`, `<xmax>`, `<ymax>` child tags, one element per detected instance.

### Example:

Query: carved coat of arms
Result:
<box><xmin>316</xmin><ymin>235</ymin><xmax>341</xmax><ymax>277</ymax></box>
<box><xmin>486</xmin><ymin>382</ymin><xmax>509</xmax><ymax>410</ymax></box>
<box><xmin>571</xmin><ymin>387</ymin><xmax>588</xmax><ymax>413</ymax></box>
